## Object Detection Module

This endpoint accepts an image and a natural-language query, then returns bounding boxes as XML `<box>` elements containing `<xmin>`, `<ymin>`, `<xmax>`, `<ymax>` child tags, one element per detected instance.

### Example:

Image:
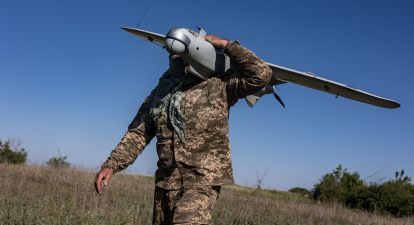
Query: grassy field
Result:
<box><xmin>0</xmin><ymin>163</ymin><xmax>413</xmax><ymax>225</ymax></box>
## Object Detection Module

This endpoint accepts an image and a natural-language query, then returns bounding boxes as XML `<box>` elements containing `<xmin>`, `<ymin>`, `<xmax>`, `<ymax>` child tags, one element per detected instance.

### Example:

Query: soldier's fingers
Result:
<box><xmin>186</xmin><ymin>28</ymin><xmax>198</xmax><ymax>37</ymax></box>
<box><xmin>94</xmin><ymin>174</ymin><xmax>99</xmax><ymax>190</ymax></box>
<box><xmin>205</xmin><ymin>35</ymin><xmax>227</xmax><ymax>49</ymax></box>
<box><xmin>104</xmin><ymin>173</ymin><xmax>112</xmax><ymax>186</ymax></box>
<box><xmin>205</xmin><ymin>35</ymin><xmax>213</xmax><ymax>43</ymax></box>
<box><xmin>95</xmin><ymin>173</ymin><xmax>103</xmax><ymax>194</ymax></box>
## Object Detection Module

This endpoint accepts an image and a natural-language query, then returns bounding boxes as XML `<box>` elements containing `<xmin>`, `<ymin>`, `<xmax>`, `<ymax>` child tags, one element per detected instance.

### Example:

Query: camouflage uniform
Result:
<box><xmin>102</xmin><ymin>40</ymin><xmax>272</xmax><ymax>224</ymax></box>
<box><xmin>153</xmin><ymin>185</ymin><xmax>221</xmax><ymax>224</ymax></box>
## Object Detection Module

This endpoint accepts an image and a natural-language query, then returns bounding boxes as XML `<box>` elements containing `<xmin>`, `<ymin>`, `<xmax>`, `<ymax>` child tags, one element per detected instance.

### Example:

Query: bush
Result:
<box><xmin>311</xmin><ymin>164</ymin><xmax>364</xmax><ymax>202</ymax></box>
<box><xmin>0</xmin><ymin>138</ymin><xmax>27</xmax><ymax>164</ymax></box>
<box><xmin>346</xmin><ymin>170</ymin><xmax>414</xmax><ymax>217</ymax></box>
<box><xmin>47</xmin><ymin>149</ymin><xmax>70</xmax><ymax>167</ymax></box>
<box><xmin>312</xmin><ymin>165</ymin><xmax>414</xmax><ymax>217</ymax></box>
<box><xmin>288</xmin><ymin>187</ymin><xmax>311</xmax><ymax>196</ymax></box>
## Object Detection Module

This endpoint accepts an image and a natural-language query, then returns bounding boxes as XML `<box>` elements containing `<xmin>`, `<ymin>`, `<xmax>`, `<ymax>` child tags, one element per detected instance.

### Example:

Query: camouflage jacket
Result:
<box><xmin>101</xmin><ymin>40</ymin><xmax>272</xmax><ymax>190</ymax></box>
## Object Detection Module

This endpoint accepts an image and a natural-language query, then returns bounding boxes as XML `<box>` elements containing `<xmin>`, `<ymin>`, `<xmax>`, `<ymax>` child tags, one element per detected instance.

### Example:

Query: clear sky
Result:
<box><xmin>1</xmin><ymin>0</ymin><xmax>413</xmax><ymax>191</ymax></box>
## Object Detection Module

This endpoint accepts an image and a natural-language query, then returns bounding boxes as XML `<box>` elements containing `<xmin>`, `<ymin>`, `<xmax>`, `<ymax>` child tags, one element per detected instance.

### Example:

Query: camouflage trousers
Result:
<box><xmin>153</xmin><ymin>185</ymin><xmax>221</xmax><ymax>225</ymax></box>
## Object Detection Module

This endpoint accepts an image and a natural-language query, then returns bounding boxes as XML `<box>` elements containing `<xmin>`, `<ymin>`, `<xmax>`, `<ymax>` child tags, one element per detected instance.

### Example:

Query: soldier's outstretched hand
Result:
<box><xmin>94</xmin><ymin>168</ymin><xmax>113</xmax><ymax>195</ymax></box>
<box><xmin>205</xmin><ymin>34</ymin><xmax>229</xmax><ymax>49</ymax></box>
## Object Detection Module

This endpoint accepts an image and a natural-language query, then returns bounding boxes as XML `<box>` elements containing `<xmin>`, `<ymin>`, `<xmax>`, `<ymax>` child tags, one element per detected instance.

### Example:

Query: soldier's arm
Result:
<box><xmin>222</xmin><ymin>40</ymin><xmax>272</xmax><ymax>106</ymax></box>
<box><xmin>101</xmin><ymin>94</ymin><xmax>156</xmax><ymax>173</ymax></box>
<box><xmin>95</xmin><ymin>94</ymin><xmax>156</xmax><ymax>194</ymax></box>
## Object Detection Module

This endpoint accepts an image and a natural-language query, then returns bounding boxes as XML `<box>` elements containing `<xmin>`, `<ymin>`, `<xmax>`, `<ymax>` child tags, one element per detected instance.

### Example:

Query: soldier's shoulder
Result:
<box><xmin>127</xmin><ymin>90</ymin><xmax>154</xmax><ymax>130</ymax></box>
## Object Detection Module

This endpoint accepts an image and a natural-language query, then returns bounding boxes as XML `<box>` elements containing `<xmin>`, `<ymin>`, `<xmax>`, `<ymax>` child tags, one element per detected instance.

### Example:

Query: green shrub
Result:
<box><xmin>0</xmin><ymin>139</ymin><xmax>27</xmax><ymax>164</ymax></box>
<box><xmin>288</xmin><ymin>187</ymin><xmax>311</xmax><ymax>196</ymax></box>
<box><xmin>46</xmin><ymin>149</ymin><xmax>70</xmax><ymax>167</ymax></box>
<box><xmin>311</xmin><ymin>164</ymin><xmax>364</xmax><ymax>202</ymax></box>
<box><xmin>346</xmin><ymin>170</ymin><xmax>414</xmax><ymax>217</ymax></box>
<box><xmin>312</xmin><ymin>165</ymin><xmax>414</xmax><ymax>218</ymax></box>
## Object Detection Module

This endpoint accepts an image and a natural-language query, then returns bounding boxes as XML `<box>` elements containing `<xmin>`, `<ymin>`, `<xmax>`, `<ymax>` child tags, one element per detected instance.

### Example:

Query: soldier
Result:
<box><xmin>94</xmin><ymin>30</ymin><xmax>272</xmax><ymax>224</ymax></box>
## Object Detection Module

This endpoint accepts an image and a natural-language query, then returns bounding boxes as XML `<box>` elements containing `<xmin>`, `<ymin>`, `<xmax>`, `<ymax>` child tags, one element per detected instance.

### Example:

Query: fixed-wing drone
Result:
<box><xmin>121</xmin><ymin>26</ymin><xmax>400</xmax><ymax>109</ymax></box>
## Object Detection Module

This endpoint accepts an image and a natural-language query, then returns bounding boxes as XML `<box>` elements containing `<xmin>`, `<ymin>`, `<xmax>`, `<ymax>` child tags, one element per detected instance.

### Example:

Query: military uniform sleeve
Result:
<box><xmin>222</xmin><ymin>40</ymin><xmax>272</xmax><ymax>106</ymax></box>
<box><xmin>101</xmin><ymin>93</ymin><xmax>156</xmax><ymax>173</ymax></box>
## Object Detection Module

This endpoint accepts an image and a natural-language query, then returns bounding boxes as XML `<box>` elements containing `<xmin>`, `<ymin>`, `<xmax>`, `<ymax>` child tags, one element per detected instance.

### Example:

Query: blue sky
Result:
<box><xmin>1</xmin><ymin>0</ymin><xmax>413</xmax><ymax>191</ymax></box>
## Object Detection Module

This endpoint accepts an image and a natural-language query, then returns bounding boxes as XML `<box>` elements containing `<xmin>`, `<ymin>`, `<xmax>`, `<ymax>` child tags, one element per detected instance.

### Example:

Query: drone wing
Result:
<box><xmin>266</xmin><ymin>62</ymin><xmax>400</xmax><ymax>109</ymax></box>
<box><xmin>120</xmin><ymin>27</ymin><xmax>166</xmax><ymax>47</ymax></box>
<box><xmin>119</xmin><ymin>27</ymin><xmax>400</xmax><ymax>109</ymax></box>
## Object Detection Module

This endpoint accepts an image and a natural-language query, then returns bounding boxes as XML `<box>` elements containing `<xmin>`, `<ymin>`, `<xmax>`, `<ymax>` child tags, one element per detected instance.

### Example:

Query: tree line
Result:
<box><xmin>290</xmin><ymin>165</ymin><xmax>414</xmax><ymax>218</ymax></box>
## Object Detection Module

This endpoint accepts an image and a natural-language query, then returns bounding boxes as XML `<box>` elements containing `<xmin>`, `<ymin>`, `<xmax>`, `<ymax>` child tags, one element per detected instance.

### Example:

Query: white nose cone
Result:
<box><xmin>165</xmin><ymin>38</ymin><xmax>186</xmax><ymax>55</ymax></box>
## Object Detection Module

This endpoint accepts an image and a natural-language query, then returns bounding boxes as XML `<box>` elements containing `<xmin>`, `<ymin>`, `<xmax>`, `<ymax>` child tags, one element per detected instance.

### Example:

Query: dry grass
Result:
<box><xmin>0</xmin><ymin>163</ymin><xmax>412</xmax><ymax>225</ymax></box>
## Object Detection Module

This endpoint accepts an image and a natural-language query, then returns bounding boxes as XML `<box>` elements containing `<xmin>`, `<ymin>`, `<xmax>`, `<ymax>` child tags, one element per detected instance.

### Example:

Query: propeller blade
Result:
<box><xmin>273</xmin><ymin>93</ymin><xmax>285</xmax><ymax>108</ymax></box>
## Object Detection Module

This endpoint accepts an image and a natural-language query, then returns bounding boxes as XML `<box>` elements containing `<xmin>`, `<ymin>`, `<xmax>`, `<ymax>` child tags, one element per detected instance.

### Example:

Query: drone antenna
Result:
<box><xmin>136</xmin><ymin>6</ymin><xmax>150</xmax><ymax>29</ymax></box>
